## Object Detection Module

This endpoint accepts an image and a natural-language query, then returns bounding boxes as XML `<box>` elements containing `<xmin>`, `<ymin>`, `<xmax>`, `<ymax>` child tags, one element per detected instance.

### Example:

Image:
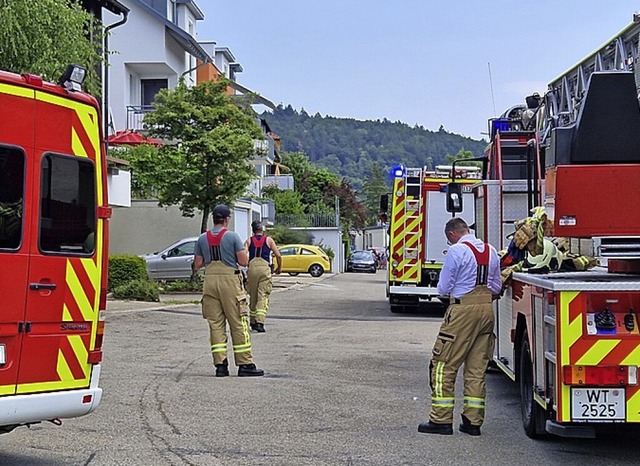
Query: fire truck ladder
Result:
<box><xmin>541</xmin><ymin>18</ymin><xmax>640</xmax><ymax>143</ymax></box>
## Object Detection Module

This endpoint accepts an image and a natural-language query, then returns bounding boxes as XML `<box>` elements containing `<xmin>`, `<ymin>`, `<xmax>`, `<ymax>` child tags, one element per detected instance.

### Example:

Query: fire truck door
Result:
<box><xmin>17</xmin><ymin>98</ymin><xmax>101</xmax><ymax>395</ymax></box>
<box><xmin>0</xmin><ymin>146</ymin><xmax>30</xmax><ymax>396</ymax></box>
<box><xmin>0</xmin><ymin>81</ymin><xmax>37</xmax><ymax>396</ymax></box>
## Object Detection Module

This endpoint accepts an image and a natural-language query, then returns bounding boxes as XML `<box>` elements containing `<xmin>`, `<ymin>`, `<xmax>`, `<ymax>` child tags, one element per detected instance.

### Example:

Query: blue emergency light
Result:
<box><xmin>392</xmin><ymin>166</ymin><xmax>404</xmax><ymax>178</ymax></box>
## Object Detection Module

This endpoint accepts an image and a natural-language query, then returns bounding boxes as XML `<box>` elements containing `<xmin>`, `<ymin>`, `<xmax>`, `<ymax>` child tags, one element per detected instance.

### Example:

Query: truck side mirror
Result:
<box><xmin>446</xmin><ymin>182</ymin><xmax>463</xmax><ymax>213</ymax></box>
<box><xmin>379</xmin><ymin>194</ymin><xmax>389</xmax><ymax>214</ymax></box>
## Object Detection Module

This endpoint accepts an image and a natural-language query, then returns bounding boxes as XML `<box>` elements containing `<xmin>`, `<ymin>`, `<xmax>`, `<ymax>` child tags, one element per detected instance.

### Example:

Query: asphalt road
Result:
<box><xmin>1</xmin><ymin>272</ymin><xmax>639</xmax><ymax>465</ymax></box>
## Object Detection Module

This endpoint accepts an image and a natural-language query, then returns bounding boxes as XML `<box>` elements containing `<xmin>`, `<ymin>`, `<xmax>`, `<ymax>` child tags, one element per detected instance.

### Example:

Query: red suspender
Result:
<box><xmin>206</xmin><ymin>228</ymin><xmax>227</xmax><ymax>261</ymax></box>
<box><xmin>251</xmin><ymin>235</ymin><xmax>267</xmax><ymax>248</ymax></box>
<box><xmin>461</xmin><ymin>241</ymin><xmax>490</xmax><ymax>285</ymax></box>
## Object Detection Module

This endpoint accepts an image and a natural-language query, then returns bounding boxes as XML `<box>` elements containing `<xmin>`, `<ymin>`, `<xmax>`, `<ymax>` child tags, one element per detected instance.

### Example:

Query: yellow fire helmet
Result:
<box><xmin>522</xmin><ymin>238</ymin><xmax>562</xmax><ymax>273</ymax></box>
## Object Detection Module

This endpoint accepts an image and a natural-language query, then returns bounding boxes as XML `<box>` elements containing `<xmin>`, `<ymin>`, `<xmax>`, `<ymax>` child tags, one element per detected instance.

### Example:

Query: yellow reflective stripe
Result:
<box><xmin>434</xmin><ymin>361</ymin><xmax>445</xmax><ymax>398</ymax></box>
<box><xmin>576</xmin><ymin>340</ymin><xmax>621</xmax><ymax>365</ymax></box>
<box><xmin>463</xmin><ymin>397</ymin><xmax>485</xmax><ymax>408</ymax></box>
<box><xmin>233</xmin><ymin>343</ymin><xmax>251</xmax><ymax>350</ymax></box>
<box><xmin>211</xmin><ymin>343</ymin><xmax>227</xmax><ymax>353</ymax></box>
<box><xmin>255</xmin><ymin>309</ymin><xmax>267</xmax><ymax>316</ymax></box>
<box><xmin>432</xmin><ymin>397</ymin><xmax>455</xmax><ymax>407</ymax></box>
<box><xmin>241</xmin><ymin>315</ymin><xmax>251</xmax><ymax>344</ymax></box>
<box><xmin>234</xmin><ymin>348</ymin><xmax>252</xmax><ymax>354</ymax></box>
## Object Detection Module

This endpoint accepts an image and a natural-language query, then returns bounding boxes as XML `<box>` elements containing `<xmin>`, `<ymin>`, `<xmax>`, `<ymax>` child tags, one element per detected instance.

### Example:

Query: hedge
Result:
<box><xmin>108</xmin><ymin>254</ymin><xmax>148</xmax><ymax>291</ymax></box>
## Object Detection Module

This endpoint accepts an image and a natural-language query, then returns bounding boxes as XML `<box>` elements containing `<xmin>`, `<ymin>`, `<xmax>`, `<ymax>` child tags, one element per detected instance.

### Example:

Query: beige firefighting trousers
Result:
<box><xmin>202</xmin><ymin>261</ymin><xmax>253</xmax><ymax>366</ymax></box>
<box><xmin>247</xmin><ymin>257</ymin><xmax>273</xmax><ymax>325</ymax></box>
<box><xmin>429</xmin><ymin>286</ymin><xmax>495</xmax><ymax>426</ymax></box>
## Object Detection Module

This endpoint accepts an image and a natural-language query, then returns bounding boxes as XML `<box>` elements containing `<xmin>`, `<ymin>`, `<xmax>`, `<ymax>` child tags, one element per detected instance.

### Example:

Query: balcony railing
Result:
<box><xmin>276</xmin><ymin>213</ymin><xmax>337</xmax><ymax>228</ymax></box>
<box><xmin>127</xmin><ymin>105</ymin><xmax>154</xmax><ymax>131</ymax></box>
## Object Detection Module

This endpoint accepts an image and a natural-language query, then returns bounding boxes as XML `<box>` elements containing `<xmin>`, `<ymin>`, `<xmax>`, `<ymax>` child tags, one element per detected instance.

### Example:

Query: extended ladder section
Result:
<box><xmin>541</xmin><ymin>20</ymin><xmax>640</xmax><ymax>143</ymax></box>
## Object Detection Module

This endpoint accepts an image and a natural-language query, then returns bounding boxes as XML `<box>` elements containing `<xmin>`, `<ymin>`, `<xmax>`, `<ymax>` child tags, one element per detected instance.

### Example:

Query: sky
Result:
<box><xmin>197</xmin><ymin>1</ymin><xmax>640</xmax><ymax>141</ymax></box>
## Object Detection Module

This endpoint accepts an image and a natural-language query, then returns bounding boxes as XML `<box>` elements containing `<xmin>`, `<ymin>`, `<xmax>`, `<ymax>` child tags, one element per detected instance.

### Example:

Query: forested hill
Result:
<box><xmin>262</xmin><ymin>105</ymin><xmax>487</xmax><ymax>182</ymax></box>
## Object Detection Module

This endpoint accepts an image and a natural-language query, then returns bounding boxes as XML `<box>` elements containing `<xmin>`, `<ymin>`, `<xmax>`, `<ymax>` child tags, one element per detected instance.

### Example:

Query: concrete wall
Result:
<box><xmin>109</xmin><ymin>200</ymin><xmax>211</xmax><ymax>255</ymax></box>
<box><xmin>289</xmin><ymin>227</ymin><xmax>343</xmax><ymax>273</ymax></box>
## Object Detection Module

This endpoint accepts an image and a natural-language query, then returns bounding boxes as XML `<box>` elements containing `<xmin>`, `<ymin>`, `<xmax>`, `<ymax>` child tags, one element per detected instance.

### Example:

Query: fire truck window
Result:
<box><xmin>0</xmin><ymin>147</ymin><xmax>25</xmax><ymax>250</ymax></box>
<box><xmin>39</xmin><ymin>154</ymin><xmax>96</xmax><ymax>255</ymax></box>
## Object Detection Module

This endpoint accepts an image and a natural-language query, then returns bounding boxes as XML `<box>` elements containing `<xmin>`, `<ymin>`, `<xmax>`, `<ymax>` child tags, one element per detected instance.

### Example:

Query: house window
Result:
<box><xmin>141</xmin><ymin>79</ymin><xmax>168</xmax><ymax>107</ymax></box>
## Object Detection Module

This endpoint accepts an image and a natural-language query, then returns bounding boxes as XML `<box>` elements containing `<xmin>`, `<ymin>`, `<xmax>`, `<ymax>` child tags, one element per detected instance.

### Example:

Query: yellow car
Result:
<box><xmin>278</xmin><ymin>244</ymin><xmax>331</xmax><ymax>277</ymax></box>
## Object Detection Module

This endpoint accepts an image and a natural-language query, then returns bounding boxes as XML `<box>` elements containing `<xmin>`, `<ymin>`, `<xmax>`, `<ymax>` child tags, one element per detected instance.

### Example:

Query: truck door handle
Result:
<box><xmin>29</xmin><ymin>283</ymin><xmax>57</xmax><ymax>291</ymax></box>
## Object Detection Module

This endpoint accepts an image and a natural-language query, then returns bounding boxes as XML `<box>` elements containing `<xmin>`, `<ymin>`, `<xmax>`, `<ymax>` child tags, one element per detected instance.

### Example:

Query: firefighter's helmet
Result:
<box><xmin>522</xmin><ymin>239</ymin><xmax>561</xmax><ymax>274</ymax></box>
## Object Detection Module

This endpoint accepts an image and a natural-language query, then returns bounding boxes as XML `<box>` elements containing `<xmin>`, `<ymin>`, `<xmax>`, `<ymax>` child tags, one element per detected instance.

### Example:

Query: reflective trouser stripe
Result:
<box><xmin>433</xmin><ymin>360</ymin><xmax>445</xmax><ymax>397</ymax></box>
<box><xmin>212</xmin><ymin>343</ymin><xmax>227</xmax><ymax>354</ymax></box>
<box><xmin>233</xmin><ymin>316</ymin><xmax>252</xmax><ymax>355</ymax></box>
<box><xmin>432</xmin><ymin>397</ymin><xmax>455</xmax><ymax>408</ymax></box>
<box><xmin>463</xmin><ymin>397</ymin><xmax>485</xmax><ymax>409</ymax></box>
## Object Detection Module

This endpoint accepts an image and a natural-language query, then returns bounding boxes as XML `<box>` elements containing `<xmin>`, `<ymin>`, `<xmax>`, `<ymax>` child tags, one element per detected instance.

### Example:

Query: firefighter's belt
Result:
<box><xmin>452</xmin><ymin>296</ymin><xmax>492</xmax><ymax>305</ymax></box>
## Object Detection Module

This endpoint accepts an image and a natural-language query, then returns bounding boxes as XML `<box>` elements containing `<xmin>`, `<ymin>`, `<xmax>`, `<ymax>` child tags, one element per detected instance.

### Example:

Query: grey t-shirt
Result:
<box><xmin>194</xmin><ymin>227</ymin><xmax>244</xmax><ymax>269</ymax></box>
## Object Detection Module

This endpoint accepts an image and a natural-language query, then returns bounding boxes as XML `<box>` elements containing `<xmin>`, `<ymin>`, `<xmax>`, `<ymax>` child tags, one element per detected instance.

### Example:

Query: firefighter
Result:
<box><xmin>192</xmin><ymin>205</ymin><xmax>264</xmax><ymax>377</ymax></box>
<box><xmin>244</xmin><ymin>220</ymin><xmax>282</xmax><ymax>332</ymax></box>
<box><xmin>418</xmin><ymin>217</ymin><xmax>501</xmax><ymax>436</ymax></box>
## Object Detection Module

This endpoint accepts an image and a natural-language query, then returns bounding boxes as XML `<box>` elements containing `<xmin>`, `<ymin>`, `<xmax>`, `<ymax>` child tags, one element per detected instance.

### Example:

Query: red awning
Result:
<box><xmin>108</xmin><ymin>130</ymin><xmax>163</xmax><ymax>146</ymax></box>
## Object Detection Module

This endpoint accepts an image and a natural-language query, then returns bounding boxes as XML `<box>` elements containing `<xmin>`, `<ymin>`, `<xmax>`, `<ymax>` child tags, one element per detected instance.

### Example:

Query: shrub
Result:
<box><xmin>112</xmin><ymin>279</ymin><xmax>160</xmax><ymax>302</ymax></box>
<box><xmin>268</xmin><ymin>225</ymin><xmax>313</xmax><ymax>245</ymax></box>
<box><xmin>317</xmin><ymin>242</ymin><xmax>335</xmax><ymax>261</ymax></box>
<box><xmin>159</xmin><ymin>274</ymin><xmax>203</xmax><ymax>292</ymax></box>
<box><xmin>108</xmin><ymin>255</ymin><xmax>148</xmax><ymax>291</ymax></box>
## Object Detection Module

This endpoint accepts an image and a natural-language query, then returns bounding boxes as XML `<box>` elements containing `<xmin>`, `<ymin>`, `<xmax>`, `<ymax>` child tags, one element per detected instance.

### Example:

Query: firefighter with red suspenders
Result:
<box><xmin>244</xmin><ymin>221</ymin><xmax>282</xmax><ymax>333</ymax></box>
<box><xmin>193</xmin><ymin>205</ymin><xmax>264</xmax><ymax>377</ymax></box>
<box><xmin>418</xmin><ymin>217</ymin><xmax>501</xmax><ymax>436</ymax></box>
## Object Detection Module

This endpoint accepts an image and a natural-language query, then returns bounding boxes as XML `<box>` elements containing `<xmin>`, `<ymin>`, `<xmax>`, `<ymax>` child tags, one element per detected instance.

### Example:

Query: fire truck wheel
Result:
<box><xmin>519</xmin><ymin>332</ymin><xmax>547</xmax><ymax>438</ymax></box>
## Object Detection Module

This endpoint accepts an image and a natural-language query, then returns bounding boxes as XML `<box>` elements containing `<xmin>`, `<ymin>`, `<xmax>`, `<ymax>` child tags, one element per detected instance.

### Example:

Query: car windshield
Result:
<box><xmin>352</xmin><ymin>251</ymin><xmax>373</xmax><ymax>260</ymax></box>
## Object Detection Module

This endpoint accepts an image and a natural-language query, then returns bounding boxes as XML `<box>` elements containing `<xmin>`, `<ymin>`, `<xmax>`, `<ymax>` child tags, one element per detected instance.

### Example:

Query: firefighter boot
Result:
<box><xmin>417</xmin><ymin>421</ymin><xmax>453</xmax><ymax>435</ymax></box>
<box><xmin>459</xmin><ymin>414</ymin><xmax>481</xmax><ymax>436</ymax></box>
<box><xmin>215</xmin><ymin>358</ymin><xmax>229</xmax><ymax>377</ymax></box>
<box><xmin>254</xmin><ymin>323</ymin><xmax>266</xmax><ymax>333</ymax></box>
<box><xmin>238</xmin><ymin>363</ymin><xmax>264</xmax><ymax>377</ymax></box>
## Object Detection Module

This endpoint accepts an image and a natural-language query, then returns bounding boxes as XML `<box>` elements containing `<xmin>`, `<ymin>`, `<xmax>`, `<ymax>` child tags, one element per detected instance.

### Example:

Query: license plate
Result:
<box><xmin>571</xmin><ymin>388</ymin><xmax>625</xmax><ymax>421</ymax></box>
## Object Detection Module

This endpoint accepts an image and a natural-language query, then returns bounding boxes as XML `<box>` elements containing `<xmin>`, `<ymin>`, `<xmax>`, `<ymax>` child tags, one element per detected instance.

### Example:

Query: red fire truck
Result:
<box><xmin>447</xmin><ymin>25</ymin><xmax>640</xmax><ymax>437</ymax></box>
<box><xmin>0</xmin><ymin>66</ymin><xmax>109</xmax><ymax>433</ymax></box>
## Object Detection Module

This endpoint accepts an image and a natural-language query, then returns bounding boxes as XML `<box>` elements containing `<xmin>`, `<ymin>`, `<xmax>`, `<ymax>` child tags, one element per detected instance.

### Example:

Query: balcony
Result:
<box><xmin>127</xmin><ymin>105</ymin><xmax>154</xmax><ymax>131</ymax></box>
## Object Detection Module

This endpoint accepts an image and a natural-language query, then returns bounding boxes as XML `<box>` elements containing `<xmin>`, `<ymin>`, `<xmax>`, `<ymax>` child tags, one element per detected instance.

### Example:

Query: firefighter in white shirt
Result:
<box><xmin>418</xmin><ymin>217</ymin><xmax>501</xmax><ymax>436</ymax></box>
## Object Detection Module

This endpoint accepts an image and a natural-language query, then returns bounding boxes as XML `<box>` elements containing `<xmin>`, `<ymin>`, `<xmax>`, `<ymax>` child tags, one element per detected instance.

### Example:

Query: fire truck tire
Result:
<box><xmin>519</xmin><ymin>333</ymin><xmax>547</xmax><ymax>438</ymax></box>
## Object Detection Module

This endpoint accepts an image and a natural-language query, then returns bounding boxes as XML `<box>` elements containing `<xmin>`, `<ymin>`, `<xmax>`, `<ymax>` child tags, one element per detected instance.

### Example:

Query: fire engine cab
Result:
<box><xmin>382</xmin><ymin>165</ymin><xmax>481</xmax><ymax>313</ymax></box>
<box><xmin>0</xmin><ymin>66</ymin><xmax>109</xmax><ymax>433</ymax></box>
<box><xmin>448</xmin><ymin>19</ymin><xmax>640</xmax><ymax>438</ymax></box>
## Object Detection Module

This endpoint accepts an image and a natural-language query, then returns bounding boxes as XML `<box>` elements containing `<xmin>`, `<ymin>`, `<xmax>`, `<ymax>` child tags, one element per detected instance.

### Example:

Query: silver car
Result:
<box><xmin>142</xmin><ymin>237</ymin><xmax>198</xmax><ymax>280</ymax></box>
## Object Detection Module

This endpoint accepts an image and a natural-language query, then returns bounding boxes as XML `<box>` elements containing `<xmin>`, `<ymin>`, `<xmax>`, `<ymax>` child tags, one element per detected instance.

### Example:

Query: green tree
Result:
<box><xmin>261</xmin><ymin>184</ymin><xmax>305</xmax><ymax>215</ymax></box>
<box><xmin>110</xmin><ymin>144</ymin><xmax>169</xmax><ymax>199</ymax></box>
<box><xmin>0</xmin><ymin>0</ymin><xmax>103</xmax><ymax>96</ymax></box>
<box><xmin>446</xmin><ymin>149</ymin><xmax>481</xmax><ymax>166</ymax></box>
<box><xmin>327</xmin><ymin>178</ymin><xmax>367</xmax><ymax>231</ymax></box>
<box><xmin>143</xmin><ymin>79</ymin><xmax>263</xmax><ymax>232</ymax></box>
<box><xmin>361</xmin><ymin>162</ymin><xmax>389</xmax><ymax>225</ymax></box>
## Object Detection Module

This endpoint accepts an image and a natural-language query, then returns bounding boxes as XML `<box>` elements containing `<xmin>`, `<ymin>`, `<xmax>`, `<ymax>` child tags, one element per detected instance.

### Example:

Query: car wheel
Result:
<box><xmin>288</xmin><ymin>272</ymin><xmax>299</xmax><ymax>277</ymax></box>
<box><xmin>309</xmin><ymin>264</ymin><xmax>324</xmax><ymax>277</ymax></box>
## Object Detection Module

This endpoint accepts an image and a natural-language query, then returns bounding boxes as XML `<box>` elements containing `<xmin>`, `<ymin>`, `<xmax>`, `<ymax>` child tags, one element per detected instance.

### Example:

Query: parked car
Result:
<box><xmin>279</xmin><ymin>244</ymin><xmax>331</xmax><ymax>277</ymax></box>
<box><xmin>142</xmin><ymin>237</ymin><xmax>198</xmax><ymax>280</ymax></box>
<box><xmin>346</xmin><ymin>250</ymin><xmax>377</xmax><ymax>273</ymax></box>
